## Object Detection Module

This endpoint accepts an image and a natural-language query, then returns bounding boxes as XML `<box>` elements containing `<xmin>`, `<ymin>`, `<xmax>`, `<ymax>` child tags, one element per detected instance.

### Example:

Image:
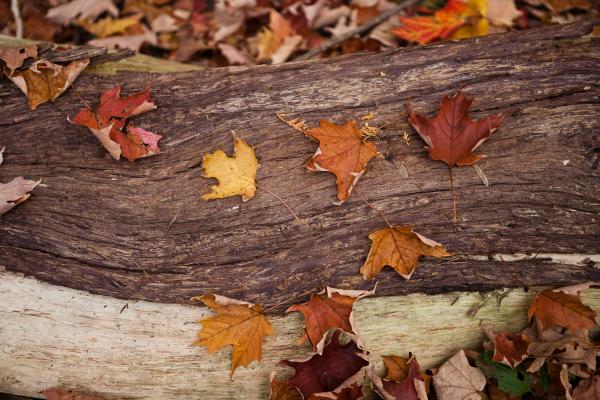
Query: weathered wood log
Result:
<box><xmin>1</xmin><ymin>20</ymin><xmax>599</xmax><ymax>313</ymax></box>
<box><xmin>1</xmin><ymin>268</ymin><xmax>598</xmax><ymax>399</ymax></box>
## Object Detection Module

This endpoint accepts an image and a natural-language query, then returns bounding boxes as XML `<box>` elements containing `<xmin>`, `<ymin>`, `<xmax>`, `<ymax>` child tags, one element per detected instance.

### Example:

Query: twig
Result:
<box><xmin>448</xmin><ymin>165</ymin><xmax>457</xmax><ymax>224</ymax></box>
<box><xmin>10</xmin><ymin>0</ymin><xmax>22</xmax><ymax>39</ymax></box>
<box><xmin>235</xmin><ymin>172</ymin><xmax>301</xmax><ymax>222</ymax></box>
<box><xmin>378</xmin><ymin>113</ymin><xmax>408</xmax><ymax>130</ymax></box>
<box><xmin>364</xmin><ymin>199</ymin><xmax>391</xmax><ymax>227</ymax></box>
<box><xmin>294</xmin><ymin>0</ymin><xmax>420</xmax><ymax>61</ymax></box>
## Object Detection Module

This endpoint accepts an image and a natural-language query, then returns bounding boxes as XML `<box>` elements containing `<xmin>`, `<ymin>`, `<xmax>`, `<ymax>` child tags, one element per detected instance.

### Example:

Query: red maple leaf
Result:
<box><xmin>71</xmin><ymin>85</ymin><xmax>161</xmax><ymax>162</ymax></box>
<box><xmin>280</xmin><ymin>330</ymin><xmax>368</xmax><ymax>398</ymax></box>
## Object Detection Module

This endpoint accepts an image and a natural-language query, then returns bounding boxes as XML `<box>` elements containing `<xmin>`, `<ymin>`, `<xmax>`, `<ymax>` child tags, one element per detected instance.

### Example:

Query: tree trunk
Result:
<box><xmin>0</xmin><ymin>19</ymin><xmax>599</xmax><ymax>400</ymax></box>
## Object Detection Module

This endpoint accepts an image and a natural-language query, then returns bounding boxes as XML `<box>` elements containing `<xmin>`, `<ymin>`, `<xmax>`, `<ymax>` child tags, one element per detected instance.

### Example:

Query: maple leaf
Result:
<box><xmin>482</xmin><ymin>325</ymin><xmax>530</xmax><ymax>368</ymax></box>
<box><xmin>433</xmin><ymin>349</ymin><xmax>486</xmax><ymax>400</ymax></box>
<box><xmin>392</xmin><ymin>0</ymin><xmax>468</xmax><ymax>45</ymax></box>
<box><xmin>7</xmin><ymin>58</ymin><xmax>89</xmax><ymax>110</ymax></box>
<box><xmin>0</xmin><ymin>45</ymin><xmax>38</xmax><ymax>76</ymax></box>
<box><xmin>305</xmin><ymin>120</ymin><xmax>380</xmax><ymax>204</ymax></box>
<box><xmin>528</xmin><ymin>288</ymin><xmax>597</xmax><ymax>333</ymax></box>
<box><xmin>192</xmin><ymin>293</ymin><xmax>274</xmax><ymax>375</ymax></box>
<box><xmin>41</xmin><ymin>387</ymin><xmax>108</xmax><ymax>400</ymax></box>
<box><xmin>360</xmin><ymin>225</ymin><xmax>450</xmax><ymax>280</ymax></box>
<box><xmin>408</xmin><ymin>89</ymin><xmax>504</xmax><ymax>222</ymax></box>
<box><xmin>408</xmin><ymin>90</ymin><xmax>504</xmax><ymax>167</ymax></box>
<box><xmin>0</xmin><ymin>147</ymin><xmax>41</xmax><ymax>217</ymax></box>
<box><xmin>369</xmin><ymin>354</ymin><xmax>429</xmax><ymax>400</ymax></box>
<box><xmin>573</xmin><ymin>375</ymin><xmax>600</xmax><ymax>400</ymax></box>
<box><xmin>46</xmin><ymin>0</ymin><xmax>119</xmax><ymax>25</ymax></box>
<box><xmin>287</xmin><ymin>286</ymin><xmax>374</xmax><ymax>350</ymax></box>
<box><xmin>71</xmin><ymin>85</ymin><xmax>161</xmax><ymax>161</ymax></box>
<box><xmin>270</xmin><ymin>372</ymin><xmax>303</xmax><ymax>400</ymax></box>
<box><xmin>77</xmin><ymin>14</ymin><xmax>144</xmax><ymax>38</ymax></box>
<box><xmin>280</xmin><ymin>330</ymin><xmax>369</xmax><ymax>398</ymax></box>
<box><xmin>201</xmin><ymin>136</ymin><xmax>259</xmax><ymax>202</ymax></box>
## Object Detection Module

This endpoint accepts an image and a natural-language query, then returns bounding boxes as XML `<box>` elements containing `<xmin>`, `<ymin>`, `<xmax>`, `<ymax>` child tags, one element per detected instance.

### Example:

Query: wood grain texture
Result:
<box><xmin>0</xmin><ymin>269</ymin><xmax>598</xmax><ymax>399</ymax></box>
<box><xmin>1</xmin><ymin>21</ymin><xmax>599</xmax><ymax>311</ymax></box>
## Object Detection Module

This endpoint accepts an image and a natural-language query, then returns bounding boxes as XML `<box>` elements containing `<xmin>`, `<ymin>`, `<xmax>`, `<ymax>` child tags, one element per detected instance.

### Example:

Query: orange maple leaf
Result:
<box><xmin>287</xmin><ymin>286</ymin><xmax>374</xmax><ymax>350</ymax></box>
<box><xmin>192</xmin><ymin>293</ymin><xmax>274</xmax><ymax>375</ymax></box>
<box><xmin>305</xmin><ymin>120</ymin><xmax>380</xmax><ymax>204</ymax></box>
<box><xmin>528</xmin><ymin>288</ymin><xmax>598</xmax><ymax>333</ymax></box>
<box><xmin>392</xmin><ymin>0</ymin><xmax>468</xmax><ymax>45</ymax></box>
<box><xmin>360</xmin><ymin>226</ymin><xmax>450</xmax><ymax>280</ymax></box>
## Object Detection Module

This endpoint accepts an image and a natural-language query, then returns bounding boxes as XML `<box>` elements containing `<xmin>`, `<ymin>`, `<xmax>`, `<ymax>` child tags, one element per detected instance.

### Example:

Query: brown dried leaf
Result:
<box><xmin>8</xmin><ymin>58</ymin><xmax>89</xmax><ymax>110</ymax></box>
<box><xmin>0</xmin><ymin>45</ymin><xmax>38</xmax><ymax>76</ymax></box>
<box><xmin>528</xmin><ymin>288</ymin><xmax>597</xmax><ymax>333</ymax></box>
<box><xmin>360</xmin><ymin>226</ymin><xmax>450</xmax><ymax>280</ymax></box>
<box><xmin>305</xmin><ymin>120</ymin><xmax>380</xmax><ymax>204</ymax></box>
<box><xmin>433</xmin><ymin>349</ymin><xmax>486</xmax><ymax>400</ymax></box>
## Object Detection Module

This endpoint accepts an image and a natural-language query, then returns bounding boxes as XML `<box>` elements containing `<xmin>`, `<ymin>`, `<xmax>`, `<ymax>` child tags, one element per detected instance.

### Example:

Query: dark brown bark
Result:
<box><xmin>1</xmin><ymin>21</ymin><xmax>599</xmax><ymax>312</ymax></box>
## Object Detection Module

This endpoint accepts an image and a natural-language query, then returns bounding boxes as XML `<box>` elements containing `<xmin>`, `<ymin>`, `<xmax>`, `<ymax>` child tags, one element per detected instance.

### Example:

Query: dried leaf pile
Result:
<box><xmin>0</xmin><ymin>0</ymin><xmax>597</xmax><ymax>66</ymax></box>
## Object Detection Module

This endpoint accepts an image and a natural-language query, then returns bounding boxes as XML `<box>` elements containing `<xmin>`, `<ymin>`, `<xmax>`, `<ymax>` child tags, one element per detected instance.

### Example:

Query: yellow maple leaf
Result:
<box><xmin>77</xmin><ymin>14</ymin><xmax>143</xmax><ymax>38</ymax></box>
<box><xmin>360</xmin><ymin>226</ymin><xmax>450</xmax><ymax>280</ymax></box>
<box><xmin>201</xmin><ymin>136</ymin><xmax>259</xmax><ymax>202</ymax></box>
<box><xmin>453</xmin><ymin>0</ymin><xmax>489</xmax><ymax>39</ymax></box>
<box><xmin>193</xmin><ymin>294</ymin><xmax>274</xmax><ymax>375</ymax></box>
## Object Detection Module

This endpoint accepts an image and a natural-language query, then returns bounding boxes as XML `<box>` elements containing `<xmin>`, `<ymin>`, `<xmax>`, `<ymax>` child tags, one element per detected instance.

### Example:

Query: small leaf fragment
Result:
<box><xmin>0</xmin><ymin>147</ymin><xmax>41</xmax><ymax>217</ymax></box>
<box><xmin>360</xmin><ymin>226</ymin><xmax>450</xmax><ymax>280</ymax></box>
<box><xmin>0</xmin><ymin>45</ymin><xmax>38</xmax><ymax>75</ymax></box>
<box><xmin>201</xmin><ymin>136</ymin><xmax>259</xmax><ymax>202</ymax></box>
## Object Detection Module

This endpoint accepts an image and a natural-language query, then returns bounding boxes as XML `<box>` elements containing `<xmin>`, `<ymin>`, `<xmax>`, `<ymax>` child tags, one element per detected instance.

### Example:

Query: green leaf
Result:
<box><xmin>540</xmin><ymin>362</ymin><xmax>550</xmax><ymax>393</ymax></box>
<box><xmin>478</xmin><ymin>351</ymin><xmax>532</xmax><ymax>396</ymax></box>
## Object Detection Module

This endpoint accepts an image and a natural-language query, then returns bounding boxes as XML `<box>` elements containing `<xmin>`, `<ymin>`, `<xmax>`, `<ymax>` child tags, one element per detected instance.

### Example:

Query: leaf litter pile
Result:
<box><xmin>1</xmin><ymin>1</ymin><xmax>599</xmax><ymax>399</ymax></box>
<box><xmin>0</xmin><ymin>0</ymin><xmax>597</xmax><ymax>66</ymax></box>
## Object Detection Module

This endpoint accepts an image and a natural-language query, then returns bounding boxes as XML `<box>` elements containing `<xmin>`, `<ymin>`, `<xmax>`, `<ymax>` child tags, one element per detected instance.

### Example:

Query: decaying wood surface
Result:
<box><xmin>1</xmin><ymin>21</ymin><xmax>599</xmax><ymax>311</ymax></box>
<box><xmin>0</xmin><ymin>268</ymin><xmax>598</xmax><ymax>399</ymax></box>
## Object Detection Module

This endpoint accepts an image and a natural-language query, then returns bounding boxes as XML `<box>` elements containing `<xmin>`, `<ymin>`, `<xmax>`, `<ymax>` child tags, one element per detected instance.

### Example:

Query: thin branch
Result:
<box><xmin>10</xmin><ymin>0</ymin><xmax>22</xmax><ymax>39</ymax></box>
<box><xmin>378</xmin><ymin>113</ymin><xmax>408</xmax><ymax>130</ymax></box>
<box><xmin>294</xmin><ymin>0</ymin><xmax>420</xmax><ymax>61</ymax></box>
<box><xmin>448</xmin><ymin>165</ymin><xmax>457</xmax><ymax>224</ymax></box>
<box><xmin>364</xmin><ymin>199</ymin><xmax>391</xmax><ymax>227</ymax></box>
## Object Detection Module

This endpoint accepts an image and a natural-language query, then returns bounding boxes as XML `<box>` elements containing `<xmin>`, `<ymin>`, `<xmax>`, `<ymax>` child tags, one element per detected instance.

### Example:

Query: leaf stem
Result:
<box><xmin>363</xmin><ymin>200</ymin><xmax>391</xmax><ymax>227</ymax></box>
<box><xmin>448</xmin><ymin>165</ymin><xmax>457</xmax><ymax>224</ymax></box>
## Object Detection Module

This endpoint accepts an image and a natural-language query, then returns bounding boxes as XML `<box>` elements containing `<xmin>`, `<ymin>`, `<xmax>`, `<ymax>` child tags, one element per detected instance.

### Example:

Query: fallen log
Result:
<box><xmin>1</xmin><ymin>21</ymin><xmax>599</xmax><ymax>309</ymax></box>
<box><xmin>0</xmin><ymin>19</ymin><xmax>599</xmax><ymax>399</ymax></box>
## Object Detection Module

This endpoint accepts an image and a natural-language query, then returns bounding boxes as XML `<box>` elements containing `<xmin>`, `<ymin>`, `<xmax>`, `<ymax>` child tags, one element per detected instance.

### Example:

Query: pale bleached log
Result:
<box><xmin>1</xmin><ymin>268</ymin><xmax>598</xmax><ymax>399</ymax></box>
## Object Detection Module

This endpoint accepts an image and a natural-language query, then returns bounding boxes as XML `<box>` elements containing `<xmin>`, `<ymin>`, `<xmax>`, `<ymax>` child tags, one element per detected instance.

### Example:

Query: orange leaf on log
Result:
<box><xmin>360</xmin><ymin>226</ymin><xmax>450</xmax><ymax>280</ymax></box>
<box><xmin>392</xmin><ymin>0</ymin><xmax>468</xmax><ymax>45</ymax></box>
<box><xmin>192</xmin><ymin>294</ymin><xmax>274</xmax><ymax>376</ymax></box>
<box><xmin>287</xmin><ymin>286</ymin><xmax>374</xmax><ymax>350</ymax></box>
<box><xmin>370</xmin><ymin>354</ymin><xmax>428</xmax><ymax>400</ymax></box>
<box><xmin>305</xmin><ymin>120</ymin><xmax>380</xmax><ymax>204</ymax></box>
<box><xmin>407</xmin><ymin>89</ymin><xmax>504</xmax><ymax>167</ymax></box>
<box><xmin>528</xmin><ymin>288</ymin><xmax>597</xmax><ymax>333</ymax></box>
